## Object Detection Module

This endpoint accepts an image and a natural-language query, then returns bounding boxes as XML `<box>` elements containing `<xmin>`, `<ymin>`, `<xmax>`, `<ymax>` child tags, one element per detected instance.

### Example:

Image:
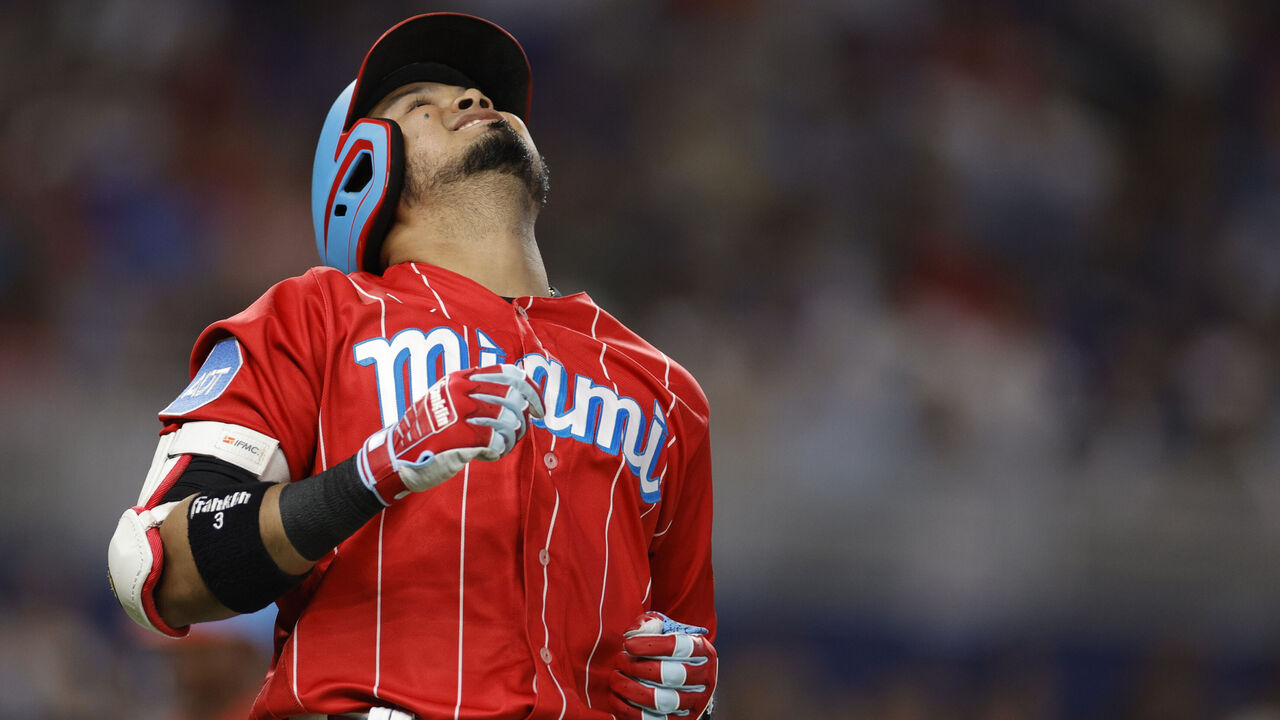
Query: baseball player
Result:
<box><xmin>106</xmin><ymin>13</ymin><xmax>717</xmax><ymax>720</ymax></box>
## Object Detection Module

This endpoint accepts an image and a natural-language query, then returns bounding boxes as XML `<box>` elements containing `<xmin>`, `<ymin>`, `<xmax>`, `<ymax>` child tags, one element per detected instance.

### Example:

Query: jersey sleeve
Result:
<box><xmin>647</xmin><ymin>414</ymin><xmax>717</xmax><ymax>641</ymax></box>
<box><xmin>158</xmin><ymin>271</ymin><xmax>330</xmax><ymax>479</ymax></box>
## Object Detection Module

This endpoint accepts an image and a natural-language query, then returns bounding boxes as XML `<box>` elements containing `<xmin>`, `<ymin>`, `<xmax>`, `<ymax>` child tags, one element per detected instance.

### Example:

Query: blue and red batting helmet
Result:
<box><xmin>311</xmin><ymin>13</ymin><xmax>532</xmax><ymax>274</ymax></box>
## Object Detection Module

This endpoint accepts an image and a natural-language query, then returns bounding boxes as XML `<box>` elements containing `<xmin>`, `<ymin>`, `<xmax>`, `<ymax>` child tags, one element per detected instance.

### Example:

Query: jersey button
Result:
<box><xmin>543</xmin><ymin>452</ymin><xmax>558</xmax><ymax>469</ymax></box>
<box><xmin>539</xmin><ymin>549</ymin><xmax>550</xmax><ymax>566</ymax></box>
<box><xmin>540</xmin><ymin>646</ymin><xmax>553</xmax><ymax>663</ymax></box>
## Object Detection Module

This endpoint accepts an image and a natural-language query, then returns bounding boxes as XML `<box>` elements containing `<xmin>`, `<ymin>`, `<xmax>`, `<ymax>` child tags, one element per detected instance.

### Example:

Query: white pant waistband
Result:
<box><xmin>290</xmin><ymin>709</ymin><xmax>415</xmax><ymax>720</ymax></box>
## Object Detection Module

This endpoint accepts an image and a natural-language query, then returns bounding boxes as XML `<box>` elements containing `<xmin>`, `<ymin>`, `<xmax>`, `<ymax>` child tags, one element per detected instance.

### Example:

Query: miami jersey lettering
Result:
<box><xmin>354</xmin><ymin>327</ymin><xmax>669</xmax><ymax>502</ymax></box>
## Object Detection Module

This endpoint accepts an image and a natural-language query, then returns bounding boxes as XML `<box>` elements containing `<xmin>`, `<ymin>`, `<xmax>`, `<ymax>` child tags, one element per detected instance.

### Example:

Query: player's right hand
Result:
<box><xmin>356</xmin><ymin>363</ymin><xmax>544</xmax><ymax>504</ymax></box>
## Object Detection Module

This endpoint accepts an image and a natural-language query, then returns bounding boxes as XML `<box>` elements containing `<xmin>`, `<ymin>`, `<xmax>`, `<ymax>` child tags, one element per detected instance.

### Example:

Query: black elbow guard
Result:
<box><xmin>187</xmin><ymin>482</ymin><xmax>308</xmax><ymax>614</ymax></box>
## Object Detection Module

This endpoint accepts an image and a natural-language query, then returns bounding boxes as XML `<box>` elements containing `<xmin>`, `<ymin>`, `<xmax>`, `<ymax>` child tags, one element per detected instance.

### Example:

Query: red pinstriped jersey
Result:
<box><xmin>159</xmin><ymin>262</ymin><xmax>715</xmax><ymax>719</ymax></box>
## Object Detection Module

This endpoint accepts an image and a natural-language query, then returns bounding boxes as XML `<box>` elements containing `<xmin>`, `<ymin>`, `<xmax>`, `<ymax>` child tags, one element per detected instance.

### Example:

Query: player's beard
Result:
<box><xmin>405</xmin><ymin>121</ymin><xmax>550</xmax><ymax>209</ymax></box>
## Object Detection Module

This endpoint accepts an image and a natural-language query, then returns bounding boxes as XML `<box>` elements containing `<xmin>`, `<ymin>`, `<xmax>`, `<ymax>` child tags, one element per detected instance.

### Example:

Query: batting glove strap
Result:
<box><xmin>355</xmin><ymin>426</ymin><xmax>409</xmax><ymax>506</ymax></box>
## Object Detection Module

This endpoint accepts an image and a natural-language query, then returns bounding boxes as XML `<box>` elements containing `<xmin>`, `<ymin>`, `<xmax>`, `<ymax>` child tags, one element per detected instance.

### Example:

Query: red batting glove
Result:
<box><xmin>611</xmin><ymin>611</ymin><xmax>718</xmax><ymax>719</ymax></box>
<box><xmin>357</xmin><ymin>364</ymin><xmax>544</xmax><ymax>505</ymax></box>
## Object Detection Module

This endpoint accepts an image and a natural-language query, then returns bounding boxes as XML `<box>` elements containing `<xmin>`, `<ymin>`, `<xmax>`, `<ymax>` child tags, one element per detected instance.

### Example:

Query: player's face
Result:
<box><xmin>368</xmin><ymin>81</ymin><xmax>548</xmax><ymax>207</ymax></box>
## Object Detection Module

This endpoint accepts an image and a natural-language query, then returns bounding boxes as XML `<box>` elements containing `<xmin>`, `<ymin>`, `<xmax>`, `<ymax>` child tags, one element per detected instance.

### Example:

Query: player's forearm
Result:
<box><xmin>156</xmin><ymin>485</ymin><xmax>314</xmax><ymax>627</ymax></box>
<box><xmin>155</xmin><ymin>453</ymin><xmax>400</xmax><ymax>627</ymax></box>
<box><xmin>148</xmin><ymin>366</ymin><xmax>538</xmax><ymax>629</ymax></box>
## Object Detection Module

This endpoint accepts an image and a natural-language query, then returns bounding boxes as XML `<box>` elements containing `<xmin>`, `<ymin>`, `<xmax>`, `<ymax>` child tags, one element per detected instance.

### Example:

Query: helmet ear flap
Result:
<box><xmin>359</xmin><ymin>120</ymin><xmax>403</xmax><ymax>273</ymax></box>
<box><xmin>312</xmin><ymin>81</ymin><xmax>406</xmax><ymax>274</ymax></box>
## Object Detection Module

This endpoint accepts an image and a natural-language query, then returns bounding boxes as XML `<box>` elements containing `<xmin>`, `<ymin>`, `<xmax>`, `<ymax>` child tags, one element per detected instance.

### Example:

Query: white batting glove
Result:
<box><xmin>356</xmin><ymin>364</ymin><xmax>544</xmax><ymax>504</ymax></box>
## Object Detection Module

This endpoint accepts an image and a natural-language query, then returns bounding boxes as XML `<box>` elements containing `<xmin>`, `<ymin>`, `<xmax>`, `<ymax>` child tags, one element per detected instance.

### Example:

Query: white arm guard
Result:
<box><xmin>107</xmin><ymin>498</ymin><xmax>182</xmax><ymax>636</ymax></box>
<box><xmin>107</xmin><ymin>422</ymin><xmax>287</xmax><ymax>637</ymax></box>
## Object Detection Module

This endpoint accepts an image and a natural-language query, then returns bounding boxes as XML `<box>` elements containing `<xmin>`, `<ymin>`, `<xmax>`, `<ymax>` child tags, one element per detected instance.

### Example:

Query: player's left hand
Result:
<box><xmin>610</xmin><ymin>611</ymin><xmax>718</xmax><ymax>720</ymax></box>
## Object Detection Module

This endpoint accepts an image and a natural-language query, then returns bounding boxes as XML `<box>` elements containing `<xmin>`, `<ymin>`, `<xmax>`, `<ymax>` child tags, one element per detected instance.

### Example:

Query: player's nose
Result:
<box><xmin>453</xmin><ymin>88</ymin><xmax>493</xmax><ymax>112</ymax></box>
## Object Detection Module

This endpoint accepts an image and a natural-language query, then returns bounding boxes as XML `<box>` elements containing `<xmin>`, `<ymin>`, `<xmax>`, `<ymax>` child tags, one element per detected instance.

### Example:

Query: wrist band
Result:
<box><xmin>279</xmin><ymin>456</ymin><xmax>386</xmax><ymax>561</ymax></box>
<box><xmin>187</xmin><ymin>482</ymin><xmax>308</xmax><ymax>613</ymax></box>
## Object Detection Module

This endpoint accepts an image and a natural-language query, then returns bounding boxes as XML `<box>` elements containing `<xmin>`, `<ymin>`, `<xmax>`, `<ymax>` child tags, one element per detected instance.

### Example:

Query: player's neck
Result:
<box><xmin>382</xmin><ymin>177</ymin><xmax>550</xmax><ymax>298</ymax></box>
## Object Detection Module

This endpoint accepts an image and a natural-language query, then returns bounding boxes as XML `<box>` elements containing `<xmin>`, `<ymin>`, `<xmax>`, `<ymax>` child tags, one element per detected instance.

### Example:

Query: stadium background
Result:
<box><xmin>3</xmin><ymin>0</ymin><xmax>1280</xmax><ymax>717</ymax></box>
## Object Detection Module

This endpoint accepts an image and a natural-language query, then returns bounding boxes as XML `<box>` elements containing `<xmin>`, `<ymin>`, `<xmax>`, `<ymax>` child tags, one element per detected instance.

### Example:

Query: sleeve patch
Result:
<box><xmin>162</xmin><ymin>338</ymin><xmax>243</xmax><ymax>415</ymax></box>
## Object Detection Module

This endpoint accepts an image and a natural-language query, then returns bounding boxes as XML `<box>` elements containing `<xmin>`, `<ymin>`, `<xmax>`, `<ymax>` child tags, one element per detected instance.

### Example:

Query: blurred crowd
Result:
<box><xmin>3</xmin><ymin>0</ymin><xmax>1280</xmax><ymax>717</ymax></box>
